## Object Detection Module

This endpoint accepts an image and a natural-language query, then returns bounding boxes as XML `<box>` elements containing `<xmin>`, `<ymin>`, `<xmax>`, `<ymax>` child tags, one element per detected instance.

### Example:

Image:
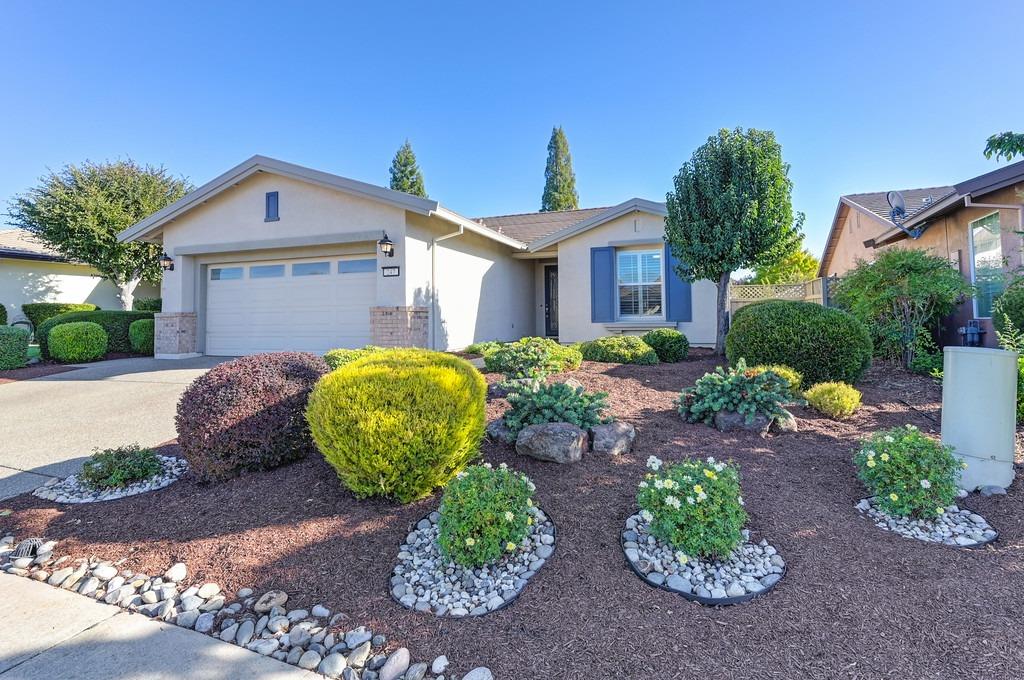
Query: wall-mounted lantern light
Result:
<box><xmin>159</xmin><ymin>252</ymin><xmax>175</xmax><ymax>271</ymax></box>
<box><xmin>377</xmin><ymin>232</ymin><xmax>395</xmax><ymax>258</ymax></box>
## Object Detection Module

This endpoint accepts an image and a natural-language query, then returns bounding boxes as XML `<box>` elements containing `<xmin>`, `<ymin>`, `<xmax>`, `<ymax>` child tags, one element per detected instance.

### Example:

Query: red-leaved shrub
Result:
<box><xmin>176</xmin><ymin>352</ymin><xmax>330</xmax><ymax>481</ymax></box>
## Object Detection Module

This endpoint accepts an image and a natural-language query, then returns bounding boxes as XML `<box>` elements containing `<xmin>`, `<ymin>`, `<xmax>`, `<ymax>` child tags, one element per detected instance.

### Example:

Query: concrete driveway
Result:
<box><xmin>0</xmin><ymin>356</ymin><xmax>225</xmax><ymax>500</ymax></box>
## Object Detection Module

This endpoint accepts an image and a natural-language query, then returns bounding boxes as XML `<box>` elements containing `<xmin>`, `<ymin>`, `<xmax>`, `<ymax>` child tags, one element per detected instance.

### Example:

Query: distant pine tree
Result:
<box><xmin>541</xmin><ymin>126</ymin><xmax>579</xmax><ymax>212</ymax></box>
<box><xmin>389</xmin><ymin>140</ymin><xmax>427</xmax><ymax>197</ymax></box>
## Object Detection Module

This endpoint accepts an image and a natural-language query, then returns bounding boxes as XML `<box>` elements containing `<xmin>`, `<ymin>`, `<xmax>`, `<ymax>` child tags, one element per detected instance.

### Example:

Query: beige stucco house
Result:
<box><xmin>117</xmin><ymin>156</ymin><xmax>718</xmax><ymax>358</ymax></box>
<box><xmin>819</xmin><ymin>160</ymin><xmax>1024</xmax><ymax>346</ymax></box>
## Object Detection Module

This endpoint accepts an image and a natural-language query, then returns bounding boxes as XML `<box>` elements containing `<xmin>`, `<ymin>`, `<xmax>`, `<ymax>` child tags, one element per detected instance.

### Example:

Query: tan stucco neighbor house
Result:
<box><xmin>117</xmin><ymin>155</ymin><xmax>718</xmax><ymax>358</ymax></box>
<box><xmin>819</xmin><ymin>160</ymin><xmax>1024</xmax><ymax>347</ymax></box>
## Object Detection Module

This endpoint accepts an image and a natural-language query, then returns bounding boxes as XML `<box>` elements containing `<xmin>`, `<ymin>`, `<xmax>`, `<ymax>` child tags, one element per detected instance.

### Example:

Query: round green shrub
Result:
<box><xmin>483</xmin><ymin>337</ymin><xmax>577</xmax><ymax>379</ymax></box>
<box><xmin>49</xmin><ymin>322</ymin><xmax>107</xmax><ymax>363</ymax></box>
<box><xmin>642</xmin><ymin>328</ymin><xmax>689</xmax><ymax>362</ymax></box>
<box><xmin>804</xmin><ymin>381</ymin><xmax>862</xmax><ymax>419</ymax></box>
<box><xmin>0</xmin><ymin>326</ymin><xmax>29</xmax><ymax>370</ymax></box>
<box><xmin>578</xmin><ymin>336</ymin><xmax>659</xmax><ymax>365</ymax></box>
<box><xmin>323</xmin><ymin>345</ymin><xmax>384</xmax><ymax>370</ymax></box>
<box><xmin>749</xmin><ymin>364</ymin><xmax>802</xmax><ymax>393</ymax></box>
<box><xmin>438</xmin><ymin>463</ymin><xmax>536</xmax><ymax>567</ymax></box>
<box><xmin>637</xmin><ymin>455</ymin><xmax>747</xmax><ymax>560</ymax></box>
<box><xmin>994</xmin><ymin>278</ymin><xmax>1024</xmax><ymax>335</ymax></box>
<box><xmin>503</xmin><ymin>381</ymin><xmax>610</xmax><ymax>438</ymax></box>
<box><xmin>677</xmin><ymin>359</ymin><xmax>794</xmax><ymax>426</ymax></box>
<box><xmin>37</xmin><ymin>310</ymin><xmax>152</xmax><ymax>358</ymax></box>
<box><xmin>854</xmin><ymin>425</ymin><xmax>961</xmax><ymax>519</ymax></box>
<box><xmin>306</xmin><ymin>349</ymin><xmax>486</xmax><ymax>503</ymax></box>
<box><xmin>128</xmin><ymin>319</ymin><xmax>155</xmax><ymax>355</ymax></box>
<box><xmin>726</xmin><ymin>300</ymin><xmax>872</xmax><ymax>385</ymax></box>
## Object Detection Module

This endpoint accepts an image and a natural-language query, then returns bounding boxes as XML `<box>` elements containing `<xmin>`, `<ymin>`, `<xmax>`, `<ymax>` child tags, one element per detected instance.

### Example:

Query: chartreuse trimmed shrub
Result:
<box><xmin>503</xmin><ymin>381</ymin><xmax>610</xmax><ymax>437</ymax></box>
<box><xmin>80</xmin><ymin>444</ymin><xmax>161</xmax><ymax>490</ymax></box>
<box><xmin>176</xmin><ymin>352</ymin><xmax>329</xmax><ymax>481</ymax></box>
<box><xmin>306</xmin><ymin>349</ymin><xmax>486</xmax><ymax>503</ymax></box>
<box><xmin>438</xmin><ymin>463</ymin><xmax>536</xmax><ymax>567</ymax></box>
<box><xmin>677</xmin><ymin>359</ymin><xmax>794</xmax><ymax>425</ymax></box>
<box><xmin>49</xmin><ymin>322</ymin><xmax>107</xmax><ymax>363</ymax></box>
<box><xmin>21</xmin><ymin>302</ymin><xmax>98</xmax><ymax>330</ymax></box>
<box><xmin>132</xmin><ymin>297</ymin><xmax>162</xmax><ymax>312</ymax></box>
<box><xmin>642</xmin><ymin>328</ymin><xmax>689</xmax><ymax>362</ymax></box>
<box><xmin>577</xmin><ymin>335</ymin><xmax>659</xmax><ymax>365</ymax></box>
<box><xmin>854</xmin><ymin>425</ymin><xmax>962</xmax><ymax>519</ymax></box>
<box><xmin>804</xmin><ymin>382</ymin><xmax>862</xmax><ymax>419</ymax></box>
<box><xmin>38</xmin><ymin>310</ymin><xmax>153</xmax><ymax>358</ymax></box>
<box><xmin>637</xmin><ymin>455</ymin><xmax>747</xmax><ymax>560</ymax></box>
<box><xmin>0</xmin><ymin>326</ymin><xmax>29</xmax><ymax>370</ymax></box>
<box><xmin>749</xmin><ymin>364</ymin><xmax>802</xmax><ymax>393</ymax></box>
<box><xmin>726</xmin><ymin>300</ymin><xmax>872</xmax><ymax>385</ymax></box>
<box><xmin>323</xmin><ymin>345</ymin><xmax>384</xmax><ymax>370</ymax></box>
<box><xmin>483</xmin><ymin>337</ymin><xmax>580</xmax><ymax>380</ymax></box>
<box><xmin>128</xmin><ymin>319</ymin><xmax>154</xmax><ymax>355</ymax></box>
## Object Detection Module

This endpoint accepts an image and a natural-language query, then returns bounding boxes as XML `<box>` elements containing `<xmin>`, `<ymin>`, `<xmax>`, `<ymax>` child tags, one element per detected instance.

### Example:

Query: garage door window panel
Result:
<box><xmin>339</xmin><ymin>259</ymin><xmax>376</xmax><ymax>274</ymax></box>
<box><xmin>250</xmin><ymin>264</ymin><xmax>285</xmax><ymax>279</ymax></box>
<box><xmin>293</xmin><ymin>262</ymin><xmax>331</xmax><ymax>276</ymax></box>
<box><xmin>211</xmin><ymin>267</ymin><xmax>243</xmax><ymax>281</ymax></box>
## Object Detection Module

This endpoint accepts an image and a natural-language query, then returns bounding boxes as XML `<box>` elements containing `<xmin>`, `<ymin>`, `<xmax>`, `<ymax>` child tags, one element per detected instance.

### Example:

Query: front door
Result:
<box><xmin>544</xmin><ymin>264</ymin><xmax>559</xmax><ymax>337</ymax></box>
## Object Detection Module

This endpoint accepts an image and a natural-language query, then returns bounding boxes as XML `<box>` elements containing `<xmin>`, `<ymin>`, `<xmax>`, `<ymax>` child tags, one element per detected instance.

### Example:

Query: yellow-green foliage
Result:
<box><xmin>805</xmin><ymin>381</ymin><xmax>861</xmax><ymax>419</ymax></box>
<box><xmin>323</xmin><ymin>345</ymin><xmax>384</xmax><ymax>370</ymax></box>
<box><xmin>749</xmin><ymin>364</ymin><xmax>802</xmax><ymax>393</ymax></box>
<box><xmin>306</xmin><ymin>349</ymin><xmax>486</xmax><ymax>503</ymax></box>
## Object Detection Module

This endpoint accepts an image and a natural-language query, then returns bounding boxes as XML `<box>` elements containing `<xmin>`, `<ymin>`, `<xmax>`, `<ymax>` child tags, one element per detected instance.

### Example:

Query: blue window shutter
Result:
<box><xmin>664</xmin><ymin>242</ymin><xmax>692</xmax><ymax>322</ymax></box>
<box><xmin>591</xmin><ymin>247</ymin><xmax>615</xmax><ymax>322</ymax></box>
<box><xmin>265</xmin><ymin>192</ymin><xmax>279</xmax><ymax>221</ymax></box>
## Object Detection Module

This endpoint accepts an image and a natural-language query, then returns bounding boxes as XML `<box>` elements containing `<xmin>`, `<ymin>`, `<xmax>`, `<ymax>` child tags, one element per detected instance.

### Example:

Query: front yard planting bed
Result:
<box><xmin>2</xmin><ymin>359</ymin><xmax>1023</xmax><ymax>679</ymax></box>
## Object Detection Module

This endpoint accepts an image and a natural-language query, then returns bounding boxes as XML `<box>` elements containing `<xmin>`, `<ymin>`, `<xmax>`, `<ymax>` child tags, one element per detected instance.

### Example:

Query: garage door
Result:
<box><xmin>205</xmin><ymin>256</ymin><xmax>376</xmax><ymax>356</ymax></box>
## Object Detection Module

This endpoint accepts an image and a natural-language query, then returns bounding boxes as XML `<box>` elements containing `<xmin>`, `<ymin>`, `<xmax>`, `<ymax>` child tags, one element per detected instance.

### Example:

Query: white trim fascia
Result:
<box><xmin>430</xmin><ymin>206</ymin><xmax>528</xmax><ymax>250</ymax></box>
<box><xmin>526</xmin><ymin>198</ymin><xmax>668</xmax><ymax>252</ymax></box>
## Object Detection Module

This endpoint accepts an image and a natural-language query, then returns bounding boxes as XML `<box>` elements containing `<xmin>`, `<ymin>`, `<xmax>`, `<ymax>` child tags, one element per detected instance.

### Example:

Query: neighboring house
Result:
<box><xmin>117</xmin><ymin>155</ymin><xmax>718</xmax><ymax>358</ymax></box>
<box><xmin>819</xmin><ymin>160</ymin><xmax>1024</xmax><ymax>346</ymax></box>
<box><xmin>0</xmin><ymin>229</ymin><xmax>158</xmax><ymax>324</ymax></box>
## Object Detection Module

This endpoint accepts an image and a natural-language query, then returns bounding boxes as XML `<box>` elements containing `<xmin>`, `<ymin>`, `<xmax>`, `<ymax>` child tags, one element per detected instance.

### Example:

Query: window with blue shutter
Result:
<box><xmin>590</xmin><ymin>247</ymin><xmax>616</xmax><ymax>322</ymax></box>
<box><xmin>664</xmin><ymin>242</ymin><xmax>692</xmax><ymax>322</ymax></box>
<box><xmin>265</xmin><ymin>192</ymin><xmax>279</xmax><ymax>221</ymax></box>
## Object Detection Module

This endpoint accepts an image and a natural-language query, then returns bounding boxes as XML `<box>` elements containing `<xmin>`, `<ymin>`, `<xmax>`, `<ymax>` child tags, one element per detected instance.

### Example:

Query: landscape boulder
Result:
<box><xmin>590</xmin><ymin>421</ymin><xmax>636</xmax><ymax>455</ymax></box>
<box><xmin>516</xmin><ymin>422</ymin><xmax>587</xmax><ymax>463</ymax></box>
<box><xmin>713</xmin><ymin>410</ymin><xmax>770</xmax><ymax>434</ymax></box>
<box><xmin>769</xmin><ymin>409</ymin><xmax>798</xmax><ymax>434</ymax></box>
<box><xmin>485</xmin><ymin>418</ymin><xmax>515</xmax><ymax>444</ymax></box>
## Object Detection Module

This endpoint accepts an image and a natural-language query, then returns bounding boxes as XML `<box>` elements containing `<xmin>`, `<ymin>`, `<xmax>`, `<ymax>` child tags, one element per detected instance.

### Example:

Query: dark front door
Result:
<box><xmin>544</xmin><ymin>264</ymin><xmax>559</xmax><ymax>337</ymax></box>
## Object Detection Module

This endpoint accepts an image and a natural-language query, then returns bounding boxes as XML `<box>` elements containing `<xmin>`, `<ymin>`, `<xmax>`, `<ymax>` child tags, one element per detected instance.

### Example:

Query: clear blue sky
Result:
<box><xmin>2</xmin><ymin>1</ymin><xmax>1022</xmax><ymax>258</ymax></box>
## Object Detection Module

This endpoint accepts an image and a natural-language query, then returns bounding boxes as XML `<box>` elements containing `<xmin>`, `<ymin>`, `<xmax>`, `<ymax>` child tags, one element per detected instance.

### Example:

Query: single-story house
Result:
<box><xmin>819</xmin><ymin>160</ymin><xmax>1024</xmax><ymax>346</ymax></box>
<box><xmin>117</xmin><ymin>155</ymin><xmax>719</xmax><ymax>358</ymax></box>
<box><xmin>0</xmin><ymin>229</ymin><xmax>158</xmax><ymax>324</ymax></box>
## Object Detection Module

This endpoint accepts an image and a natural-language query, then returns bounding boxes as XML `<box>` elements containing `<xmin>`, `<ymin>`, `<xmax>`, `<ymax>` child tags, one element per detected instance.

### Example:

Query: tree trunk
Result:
<box><xmin>117</xmin><ymin>277</ymin><xmax>141</xmax><ymax>311</ymax></box>
<box><xmin>715</xmin><ymin>272</ymin><xmax>731</xmax><ymax>355</ymax></box>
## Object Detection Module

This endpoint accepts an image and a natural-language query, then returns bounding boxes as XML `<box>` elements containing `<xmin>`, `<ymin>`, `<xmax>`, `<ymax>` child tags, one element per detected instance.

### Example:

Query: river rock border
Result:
<box><xmin>855</xmin><ymin>497</ymin><xmax>998</xmax><ymax>548</ymax></box>
<box><xmin>390</xmin><ymin>505</ymin><xmax>555</xmax><ymax>617</ymax></box>
<box><xmin>0</xmin><ymin>534</ymin><xmax>490</xmax><ymax>680</ymax></box>
<box><xmin>621</xmin><ymin>512</ymin><xmax>785</xmax><ymax>606</ymax></box>
<box><xmin>31</xmin><ymin>455</ymin><xmax>188</xmax><ymax>504</ymax></box>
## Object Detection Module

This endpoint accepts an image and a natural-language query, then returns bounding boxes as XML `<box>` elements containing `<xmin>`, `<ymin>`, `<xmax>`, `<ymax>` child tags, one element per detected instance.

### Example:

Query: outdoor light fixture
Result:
<box><xmin>159</xmin><ymin>252</ymin><xmax>175</xmax><ymax>271</ymax></box>
<box><xmin>377</xmin><ymin>232</ymin><xmax>395</xmax><ymax>258</ymax></box>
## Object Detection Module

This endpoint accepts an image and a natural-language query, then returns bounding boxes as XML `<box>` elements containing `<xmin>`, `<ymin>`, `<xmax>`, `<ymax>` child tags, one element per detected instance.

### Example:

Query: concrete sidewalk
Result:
<box><xmin>0</xmin><ymin>574</ymin><xmax>318</xmax><ymax>679</ymax></box>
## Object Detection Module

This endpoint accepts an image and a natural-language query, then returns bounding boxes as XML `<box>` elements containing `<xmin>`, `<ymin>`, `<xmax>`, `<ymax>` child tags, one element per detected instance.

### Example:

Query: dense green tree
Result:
<box><xmin>665</xmin><ymin>127</ymin><xmax>803</xmax><ymax>353</ymax></box>
<box><xmin>389</xmin><ymin>140</ymin><xmax>427</xmax><ymax>197</ymax></box>
<box><xmin>540</xmin><ymin>126</ymin><xmax>578</xmax><ymax>212</ymax></box>
<box><xmin>984</xmin><ymin>131</ymin><xmax>1024</xmax><ymax>161</ymax></box>
<box><xmin>751</xmin><ymin>247</ymin><xmax>820</xmax><ymax>284</ymax></box>
<box><xmin>7</xmin><ymin>159</ymin><xmax>191</xmax><ymax>310</ymax></box>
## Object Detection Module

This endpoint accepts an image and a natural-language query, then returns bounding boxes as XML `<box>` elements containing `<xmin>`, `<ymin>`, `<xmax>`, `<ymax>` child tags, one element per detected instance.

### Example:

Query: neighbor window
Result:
<box><xmin>292</xmin><ymin>261</ymin><xmax>330</xmax><ymax>276</ymax></box>
<box><xmin>969</xmin><ymin>212</ymin><xmax>1004</xmax><ymax>318</ymax></box>
<box><xmin>249</xmin><ymin>264</ymin><xmax>285</xmax><ymax>279</ymax></box>
<box><xmin>265</xmin><ymin>191</ymin><xmax>279</xmax><ymax>221</ymax></box>
<box><xmin>338</xmin><ymin>258</ymin><xmax>376</xmax><ymax>274</ymax></box>
<box><xmin>617</xmin><ymin>249</ymin><xmax>663</xmax><ymax>317</ymax></box>
<box><xmin>210</xmin><ymin>267</ymin><xmax>243</xmax><ymax>281</ymax></box>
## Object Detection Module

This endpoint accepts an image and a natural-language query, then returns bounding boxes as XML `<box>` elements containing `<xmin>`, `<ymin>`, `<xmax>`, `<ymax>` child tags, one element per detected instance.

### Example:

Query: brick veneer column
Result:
<box><xmin>155</xmin><ymin>312</ymin><xmax>198</xmax><ymax>356</ymax></box>
<box><xmin>370</xmin><ymin>306</ymin><xmax>430</xmax><ymax>347</ymax></box>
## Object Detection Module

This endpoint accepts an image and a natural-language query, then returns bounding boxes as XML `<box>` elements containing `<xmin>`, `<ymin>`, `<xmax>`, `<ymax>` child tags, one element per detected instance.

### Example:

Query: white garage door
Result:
<box><xmin>205</xmin><ymin>256</ymin><xmax>377</xmax><ymax>356</ymax></box>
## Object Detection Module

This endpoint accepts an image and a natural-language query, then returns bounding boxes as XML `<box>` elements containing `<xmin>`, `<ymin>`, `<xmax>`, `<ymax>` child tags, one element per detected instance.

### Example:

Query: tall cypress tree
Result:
<box><xmin>541</xmin><ymin>126</ymin><xmax>579</xmax><ymax>212</ymax></box>
<box><xmin>389</xmin><ymin>140</ymin><xmax>427</xmax><ymax>197</ymax></box>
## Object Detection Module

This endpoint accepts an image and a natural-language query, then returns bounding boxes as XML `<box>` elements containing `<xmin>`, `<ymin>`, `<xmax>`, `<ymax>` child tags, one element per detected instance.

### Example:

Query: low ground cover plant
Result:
<box><xmin>0</xmin><ymin>326</ymin><xmax>29</xmax><ymax>370</ymax></box>
<box><xmin>677</xmin><ymin>358</ymin><xmax>794</xmax><ymax>425</ymax></box>
<box><xmin>577</xmin><ymin>336</ymin><xmax>658</xmax><ymax>365</ymax></box>
<box><xmin>177</xmin><ymin>352</ymin><xmax>329</xmax><ymax>481</ymax></box>
<box><xmin>637</xmin><ymin>455</ymin><xmax>747</xmax><ymax>560</ymax></box>
<box><xmin>128</xmin><ymin>318</ymin><xmax>154</xmax><ymax>355</ymax></box>
<box><xmin>49</xmin><ymin>321</ymin><xmax>108</xmax><ymax>363</ymax></box>
<box><xmin>307</xmin><ymin>349</ymin><xmax>486</xmax><ymax>503</ymax></box>
<box><xmin>80</xmin><ymin>444</ymin><xmax>162</xmax><ymax>490</ymax></box>
<box><xmin>804</xmin><ymin>382</ymin><xmax>861</xmax><ymax>419</ymax></box>
<box><xmin>37</xmin><ymin>310</ymin><xmax>153</xmax><ymax>358</ymax></box>
<box><xmin>484</xmin><ymin>337</ymin><xmax>581</xmax><ymax>381</ymax></box>
<box><xmin>21</xmin><ymin>302</ymin><xmax>97</xmax><ymax>330</ymax></box>
<box><xmin>642</xmin><ymin>328</ymin><xmax>689</xmax><ymax>362</ymax></box>
<box><xmin>748</xmin><ymin>364</ymin><xmax>802</xmax><ymax>393</ymax></box>
<box><xmin>323</xmin><ymin>345</ymin><xmax>384</xmax><ymax>370</ymax></box>
<box><xmin>854</xmin><ymin>424</ymin><xmax>961</xmax><ymax>519</ymax></box>
<box><xmin>437</xmin><ymin>463</ymin><xmax>536</xmax><ymax>567</ymax></box>
<box><xmin>725</xmin><ymin>299</ymin><xmax>872</xmax><ymax>385</ymax></box>
<box><xmin>503</xmin><ymin>381</ymin><xmax>610</xmax><ymax>437</ymax></box>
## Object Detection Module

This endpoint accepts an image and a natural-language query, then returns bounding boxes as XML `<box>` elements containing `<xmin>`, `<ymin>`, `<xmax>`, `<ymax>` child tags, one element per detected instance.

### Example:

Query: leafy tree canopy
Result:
<box><xmin>389</xmin><ymin>140</ymin><xmax>427</xmax><ymax>197</ymax></box>
<box><xmin>984</xmin><ymin>131</ymin><xmax>1024</xmax><ymax>162</ymax></box>
<box><xmin>751</xmin><ymin>247</ymin><xmax>820</xmax><ymax>284</ymax></box>
<box><xmin>541</xmin><ymin>126</ymin><xmax>578</xmax><ymax>212</ymax></box>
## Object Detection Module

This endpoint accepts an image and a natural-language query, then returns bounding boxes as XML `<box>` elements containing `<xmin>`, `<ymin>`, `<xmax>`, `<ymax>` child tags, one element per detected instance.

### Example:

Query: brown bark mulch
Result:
<box><xmin>0</xmin><ymin>363</ymin><xmax>79</xmax><ymax>384</ymax></box>
<box><xmin>2</xmin><ymin>358</ymin><xmax>1022</xmax><ymax>679</ymax></box>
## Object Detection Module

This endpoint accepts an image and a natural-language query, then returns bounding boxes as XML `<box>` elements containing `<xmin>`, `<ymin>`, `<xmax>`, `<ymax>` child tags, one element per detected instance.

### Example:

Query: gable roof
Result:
<box><xmin>522</xmin><ymin>198</ymin><xmax>668</xmax><ymax>252</ymax></box>
<box><xmin>118</xmin><ymin>155</ymin><xmax>526</xmax><ymax>250</ymax></box>
<box><xmin>476</xmin><ymin>207</ymin><xmax>610</xmax><ymax>246</ymax></box>
<box><xmin>0</xmin><ymin>228</ymin><xmax>69</xmax><ymax>263</ymax></box>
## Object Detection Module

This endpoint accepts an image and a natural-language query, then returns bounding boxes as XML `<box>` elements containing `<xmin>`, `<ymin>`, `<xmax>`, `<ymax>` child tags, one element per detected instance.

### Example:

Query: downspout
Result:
<box><xmin>430</xmin><ymin>224</ymin><xmax>464</xmax><ymax>350</ymax></box>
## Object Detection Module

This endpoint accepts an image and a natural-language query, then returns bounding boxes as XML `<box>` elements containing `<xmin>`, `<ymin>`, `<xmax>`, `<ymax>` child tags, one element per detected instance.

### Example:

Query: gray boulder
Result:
<box><xmin>485</xmin><ymin>418</ymin><xmax>515</xmax><ymax>444</ymax></box>
<box><xmin>516</xmin><ymin>422</ymin><xmax>587</xmax><ymax>463</ymax></box>
<box><xmin>590</xmin><ymin>421</ymin><xmax>636</xmax><ymax>455</ymax></box>
<box><xmin>713</xmin><ymin>410</ymin><xmax>770</xmax><ymax>434</ymax></box>
<box><xmin>769</xmin><ymin>409</ymin><xmax>798</xmax><ymax>434</ymax></box>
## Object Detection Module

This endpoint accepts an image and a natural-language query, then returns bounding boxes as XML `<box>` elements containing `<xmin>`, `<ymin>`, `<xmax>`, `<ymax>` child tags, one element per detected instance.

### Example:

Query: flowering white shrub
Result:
<box><xmin>636</xmin><ymin>455</ymin><xmax>747</xmax><ymax>559</ymax></box>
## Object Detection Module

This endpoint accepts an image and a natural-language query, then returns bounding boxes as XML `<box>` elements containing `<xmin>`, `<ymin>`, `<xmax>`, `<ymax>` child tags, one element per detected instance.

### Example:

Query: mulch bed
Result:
<box><xmin>3</xmin><ymin>357</ymin><xmax>1023</xmax><ymax>679</ymax></box>
<box><xmin>0</xmin><ymin>363</ymin><xmax>80</xmax><ymax>384</ymax></box>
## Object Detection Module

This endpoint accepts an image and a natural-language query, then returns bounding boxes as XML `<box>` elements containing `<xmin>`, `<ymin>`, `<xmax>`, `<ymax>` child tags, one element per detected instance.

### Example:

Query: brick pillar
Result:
<box><xmin>370</xmin><ymin>306</ymin><xmax>430</xmax><ymax>347</ymax></box>
<box><xmin>155</xmin><ymin>312</ymin><xmax>198</xmax><ymax>357</ymax></box>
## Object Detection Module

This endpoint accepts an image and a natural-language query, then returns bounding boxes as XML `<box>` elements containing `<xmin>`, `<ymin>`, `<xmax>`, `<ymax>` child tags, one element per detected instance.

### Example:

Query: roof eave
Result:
<box><xmin>526</xmin><ymin>198</ymin><xmax>667</xmax><ymax>252</ymax></box>
<box><xmin>431</xmin><ymin>206</ymin><xmax>528</xmax><ymax>250</ymax></box>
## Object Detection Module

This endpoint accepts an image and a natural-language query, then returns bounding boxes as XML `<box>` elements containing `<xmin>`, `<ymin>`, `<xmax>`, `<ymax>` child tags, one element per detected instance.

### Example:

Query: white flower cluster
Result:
<box><xmin>646</xmin><ymin>456</ymin><xmax>663</xmax><ymax>471</ymax></box>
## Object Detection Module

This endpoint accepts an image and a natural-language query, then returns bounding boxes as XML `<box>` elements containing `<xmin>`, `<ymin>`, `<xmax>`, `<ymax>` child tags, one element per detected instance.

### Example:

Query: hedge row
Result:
<box><xmin>0</xmin><ymin>326</ymin><xmax>29</xmax><ymax>370</ymax></box>
<box><xmin>38</xmin><ymin>310</ymin><xmax>154</xmax><ymax>359</ymax></box>
<box><xmin>22</xmin><ymin>303</ymin><xmax>98</xmax><ymax>329</ymax></box>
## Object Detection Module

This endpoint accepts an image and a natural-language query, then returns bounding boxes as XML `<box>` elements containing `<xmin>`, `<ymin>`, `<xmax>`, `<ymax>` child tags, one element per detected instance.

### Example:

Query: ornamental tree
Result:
<box><xmin>7</xmin><ymin>159</ymin><xmax>191</xmax><ymax>311</ymax></box>
<box><xmin>540</xmin><ymin>126</ymin><xmax>578</xmax><ymax>212</ymax></box>
<box><xmin>388</xmin><ymin>140</ymin><xmax>427</xmax><ymax>197</ymax></box>
<box><xmin>751</xmin><ymin>247</ymin><xmax>820</xmax><ymax>284</ymax></box>
<box><xmin>665</xmin><ymin>127</ymin><xmax>803</xmax><ymax>353</ymax></box>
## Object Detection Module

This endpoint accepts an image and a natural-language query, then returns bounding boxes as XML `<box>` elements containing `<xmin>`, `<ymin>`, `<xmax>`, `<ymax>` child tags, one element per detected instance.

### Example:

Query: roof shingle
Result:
<box><xmin>476</xmin><ymin>207</ymin><xmax>611</xmax><ymax>246</ymax></box>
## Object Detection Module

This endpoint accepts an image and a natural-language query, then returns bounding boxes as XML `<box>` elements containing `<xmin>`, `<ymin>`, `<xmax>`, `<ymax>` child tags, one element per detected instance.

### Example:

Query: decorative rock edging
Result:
<box><xmin>390</xmin><ymin>505</ymin><xmax>555</xmax><ymax>617</ymax></box>
<box><xmin>855</xmin><ymin>497</ymin><xmax>998</xmax><ymax>548</ymax></box>
<box><xmin>31</xmin><ymin>455</ymin><xmax>188</xmax><ymax>503</ymax></box>
<box><xmin>621</xmin><ymin>512</ymin><xmax>785</xmax><ymax>606</ymax></box>
<box><xmin>0</xmin><ymin>535</ymin><xmax>488</xmax><ymax>680</ymax></box>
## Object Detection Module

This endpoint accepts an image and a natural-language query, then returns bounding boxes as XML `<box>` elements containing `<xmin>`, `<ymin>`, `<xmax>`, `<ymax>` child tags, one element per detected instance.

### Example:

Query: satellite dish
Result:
<box><xmin>886</xmin><ymin>191</ymin><xmax>907</xmax><ymax>222</ymax></box>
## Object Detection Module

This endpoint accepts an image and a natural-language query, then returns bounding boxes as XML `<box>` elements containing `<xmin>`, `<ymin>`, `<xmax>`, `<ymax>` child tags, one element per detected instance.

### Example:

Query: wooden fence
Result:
<box><xmin>729</xmin><ymin>278</ymin><xmax>829</xmax><ymax>315</ymax></box>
